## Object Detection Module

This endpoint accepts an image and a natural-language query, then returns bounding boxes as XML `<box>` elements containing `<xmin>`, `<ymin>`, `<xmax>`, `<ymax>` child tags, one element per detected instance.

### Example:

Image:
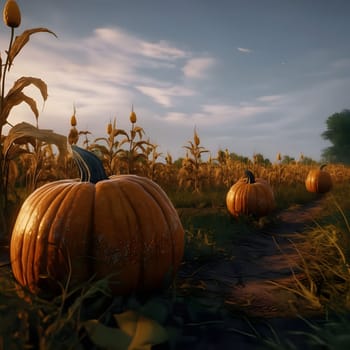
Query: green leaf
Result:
<box><xmin>83</xmin><ymin>319</ymin><xmax>132</xmax><ymax>350</ymax></box>
<box><xmin>128</xmin><ymin>315</ymin><xmax>168</xmax><ymax>350</ymax></box>
<box><xmin>114</xmin><ymin>310</ymin><xmax>169</xmax><ymax>350</ymax></box>
<box><xmin>114</xmin><ymin>310</ymin><xmax>139</xmax><ymax>338</ymax></box>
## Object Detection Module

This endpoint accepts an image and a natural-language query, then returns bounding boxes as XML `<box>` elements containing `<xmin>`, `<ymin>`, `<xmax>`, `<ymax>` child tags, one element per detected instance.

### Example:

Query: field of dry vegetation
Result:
<box><xmin>2</xmin><ymin>1</ymin><xmax>350</xmax><ymax>349</ymax></box>
<box><xmin>2</xmin><ymin>111</ymin><xmax>350</xmax><ymax>349</ymax></box>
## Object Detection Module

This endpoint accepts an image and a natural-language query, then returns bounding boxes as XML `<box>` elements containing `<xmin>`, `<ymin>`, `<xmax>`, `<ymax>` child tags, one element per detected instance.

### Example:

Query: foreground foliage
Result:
<box><xmin>1</xmin><ymin>1</ymin><xmax>350</xmax><ymax>349</ymax></box>
<box><xmin>2</xmin><ymin>182</ymin><xmax>350</xmax><ymax>349</ymax></box>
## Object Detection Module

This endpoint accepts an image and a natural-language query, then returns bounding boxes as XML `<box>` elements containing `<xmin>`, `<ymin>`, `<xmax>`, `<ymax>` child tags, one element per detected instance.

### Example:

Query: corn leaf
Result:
<box><xmin>185</xmin><ymin>158</ymin><xmax>196</xmax><ymax>166</ymax></box>
<box><xmin>118</xmin><ymin>138</ymin><xmax>130</xmax><ymax>148</ymax></box>
<box><xmin>7</xmin><ymin>76</ymin><xmax>48</xmax><ymax>100</ymax></box>
<box><xmin>8</xmin><ymin>28</ymin><xmax>57</xmax><ymax>69</ymax></box>
<box><xmin>3</xmin><ymin>122</ymin><xmax>68</xmax><ymax>163</ymax></box>
<box><xmin>0</xmin><ymin>77</ymin><xmax>48</xmax><ymax>125</ymax></box>
<box><xmin>0</xmin><ymin>92</ymin><xmax>38</xmax><ymax>126</ymax></box>
<box><xmin>133</xmin><ymin>154</ymin><xmax>148</xmax><ymax>162</ymax></box>
<box><xmin>3</xmin><ymin>143</ymin><xmax>28</xmax><ymax>160</ymax></box>
<box><xmin>89</xmin><ymin>143</ymin><xmax>110</xmax><ymax>156</ymax></box>
<box><xmin>93</xmin><ymin>137</ymin><xmax>109</xmax><ymax>145</ymax></box>
<box><xmin>133</xmin><ymin>126</ymin><xmax>145</xmax><ymax>139</ymax></box>
<box><xmin>6</xmin><ymin>160</ymin><xmax>19</xmax><ymax>188</ymax></box>
<box><xmin>132</xmin><ymin>141</ymin><xmax>150</xmax><ymax>153</ymax></box>
<box><xmin>183</xmin><ymin>144</ymin><xmax>195</xmax><ymax>151</ymax></box>
<box><xmin>113</xmin><ymin>129</ymin><xmax>129</xmax><ymax>138</ymax></box>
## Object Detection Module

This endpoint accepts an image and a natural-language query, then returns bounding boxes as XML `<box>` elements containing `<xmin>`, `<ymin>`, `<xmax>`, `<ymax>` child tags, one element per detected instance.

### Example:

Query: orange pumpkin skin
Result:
<box><xmin>305</xmin><ymin>164</ymin><xmax>332</xmax><ymax>193</ymax></box>
<box><xmin>226</xmin><ymin>170</ymin><xmax>275</xmax><ymax>217</ymax></box>
<box><xmin>10</xmin><ymin>175</ymin><xmax>184</xmax><ymax>296</ymax></box>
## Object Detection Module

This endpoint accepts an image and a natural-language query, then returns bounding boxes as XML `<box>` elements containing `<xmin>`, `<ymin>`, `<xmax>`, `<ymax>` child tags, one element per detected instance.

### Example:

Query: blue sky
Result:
<box><xmin>2</xmin><ymin>0</ymin><xmax>350</xmax><ymax>161</ymax></box>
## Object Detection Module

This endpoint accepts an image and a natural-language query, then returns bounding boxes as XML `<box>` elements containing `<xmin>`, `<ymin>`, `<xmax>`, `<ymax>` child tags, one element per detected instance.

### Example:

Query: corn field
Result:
<box><xmin>4</xmin><ymin>112</ymin><xmax>350</xmax><ymax>202</ymax></box>
<box><xmin>1</xmin><ymin>0</ymin><xmax>350</xmax><ymax>238</ymax></box>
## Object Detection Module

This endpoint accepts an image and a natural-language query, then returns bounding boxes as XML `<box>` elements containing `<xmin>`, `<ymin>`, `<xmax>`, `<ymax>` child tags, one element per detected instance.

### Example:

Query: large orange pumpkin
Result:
<box><xmin>10</xmin><ymin>146</ymin><xmax>184</xmax><ymax>296</ymax></box>
<box><xmin>305</xmin><ymin>164</ymin><xmax>332</xmax><ymax>193</ymax></box>
<box><xmin>226</xmin><ymin>170</ymin><xmax>275</xmax><ymax>217</ymax></box>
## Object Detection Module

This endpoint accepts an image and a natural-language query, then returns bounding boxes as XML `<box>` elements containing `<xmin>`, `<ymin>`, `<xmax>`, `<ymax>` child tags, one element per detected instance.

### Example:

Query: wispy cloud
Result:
<box><xmin>5</xmin><ymin>21</ymin><xmax>347</xmax><ymax>162</ymax></box>
<box><xmin>202</xmin><ymin>103</ymin><xmax>270</xmax><ymax>119</ymax></box>
<box><xmin>256</xmin><ymin>94</ymin><xmax>286</xmax><ymax>104</ymax></box>
<box><xmin>162</xmin><ymin>112</ymin><xmax>189</xmax><ymax>122</ymax></box>
<box><xmin>237</xmin><ymin>47</ymin><xmax>253</xmax><ymax>54</ymax></box>
<box><xmin>136</xmin><ymin>85</ymin><xmax>196</xmax><ymax>107</ymax></box>
<box><xmin>140</xmin><ymin>40</ymin><xmax>189</xmax><ymax>61</ymax></box>
<box><xmin>162</xmin><ymin>95</ymin><xmax>281</xmax><ymax>126</ymax></box>
<box><xmin>182</xmin><ymin>57</ymin><xmax>216</xmax><ymax>79</ymax></box>
<box><xmin>4</xmin><ymin>25</ymin><xmax>214</xmax><ymax>131</ymax></box>
<box><xmin>85</xmin><ymin>27</ymin><xmax>189</xmax><ymax>61</ymax></box>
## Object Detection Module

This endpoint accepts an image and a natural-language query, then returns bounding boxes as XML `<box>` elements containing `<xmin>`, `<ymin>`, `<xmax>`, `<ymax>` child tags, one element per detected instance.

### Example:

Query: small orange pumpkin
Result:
<box><xmin>226</xmin><ymin>170</ymin><xmax>275</xmax><ymax>217</ymax></box>
<box><xmin>305</xmin><ymin>164</ymin><xmax>332</xmax><ymax>193</ymax></box>
<box><xmin>10</xmin><ymin>146</ymin><xmax>184</xmax><ymax>296</ymax></box>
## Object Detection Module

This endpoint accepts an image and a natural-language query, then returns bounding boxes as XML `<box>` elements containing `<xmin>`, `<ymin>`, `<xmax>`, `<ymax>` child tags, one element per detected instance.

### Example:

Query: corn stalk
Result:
<box><xmin>180</xmin><ymin>128</ymin><xmax>209</xmax><ymax>193</ymax></box>
<box><xmin>117</xmin><ymin>111</ymin><xmax>153</xmax><ymax>175</ymax></box>
<box><xmin>89</xmin><ymin>118</ymin><xmax>129</xmax><ymax>175</ymax></box>
<box><xmin>0</xmin><ymin>4</ymin><xmax>56</xmax><ymax>237</ymax></box>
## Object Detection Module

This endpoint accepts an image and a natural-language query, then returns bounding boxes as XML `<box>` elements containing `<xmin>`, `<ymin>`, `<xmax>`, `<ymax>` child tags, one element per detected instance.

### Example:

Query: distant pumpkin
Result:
<box><xmin>305</xmin><ymin>164</ymin><xmax>332</xmax><ymax>193</ymax></box>
<box><xmin>226</xmin><ymin>170</ymin><xmax>275</xmax><ymax>217</ymax></box>
<box><xmin>10</xmin><ymin>146</ymin><xmax>184</xmax><ymax>296</ymax></box>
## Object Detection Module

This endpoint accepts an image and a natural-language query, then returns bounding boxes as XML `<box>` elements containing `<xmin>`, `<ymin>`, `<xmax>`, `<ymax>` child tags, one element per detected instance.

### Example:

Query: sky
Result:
<box><xmin>2</xmin><ymin>0</ymin><xmax>350</xmax><ymax>162</ymax></box>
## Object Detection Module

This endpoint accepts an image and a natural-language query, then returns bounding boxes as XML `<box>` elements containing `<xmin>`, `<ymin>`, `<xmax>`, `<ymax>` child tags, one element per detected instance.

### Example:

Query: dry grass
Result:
<box><xmin>2</xmin><ymin>2</ymin><xmax>350</xmax><ymax>349</ymax></box>
<box><xmin>266</xmin><ymin>192</ymin><xmax>350</xmax><ymax>317</ymax></box>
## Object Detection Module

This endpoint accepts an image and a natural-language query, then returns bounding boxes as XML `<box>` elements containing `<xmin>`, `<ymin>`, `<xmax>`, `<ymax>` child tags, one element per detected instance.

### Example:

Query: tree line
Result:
<box><xmin>322</xmin><ymin>109</ymin><xmax>350</xmax><ymax>164</ymax></box>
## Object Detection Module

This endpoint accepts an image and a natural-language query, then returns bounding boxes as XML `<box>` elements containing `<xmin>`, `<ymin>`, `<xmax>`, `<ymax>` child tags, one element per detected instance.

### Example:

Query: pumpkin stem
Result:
<box><xmin>320</xmin><ymin>163</ymin><xmax>327</xmax><ymax>171</ymax></box>
<box><xmin>245</xmin><ymin>170</ymin><xmax>255</xmax><ymax>184</ymax></box>
<box><xmin>72</xmin><ymin>145</ymin><xmax>108</xmax><ymax>184</ymax></box>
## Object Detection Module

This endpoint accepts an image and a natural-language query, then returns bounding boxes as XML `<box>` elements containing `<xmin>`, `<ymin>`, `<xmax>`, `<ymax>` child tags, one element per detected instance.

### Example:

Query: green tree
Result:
<box><xmin>322</xmin><ymin>109</ymin><xmax>350</xmax><ymax>164</ymax></box>
<box><xmin>281</xmin><ymin>155</ymin><xmax>295</xmax><ymax>165</ymax></box>
<box><xmin>253</xmin><ymin>153</ymin><xmax>271</xmax><ymax>166</ymax></box>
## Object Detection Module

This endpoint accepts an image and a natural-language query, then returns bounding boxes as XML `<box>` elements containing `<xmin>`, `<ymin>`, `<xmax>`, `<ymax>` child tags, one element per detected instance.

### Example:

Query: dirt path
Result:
<box><xmin>178</xmin><ymin>199</ymin><xmax>326</xmax><ymax>319</ymax></box>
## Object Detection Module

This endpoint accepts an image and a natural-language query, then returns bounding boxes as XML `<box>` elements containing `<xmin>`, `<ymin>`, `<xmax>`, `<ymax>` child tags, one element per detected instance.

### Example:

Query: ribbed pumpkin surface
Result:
<box><xmin>305</xmin><ymin>167</ymin><xmax>332</xmax><ymax>193</ymax></box>
<box><xmin>226</xmin><ymin>177</ymin><xmax>275</xmax><ymax>217</ymax></box>
<box><xmin>10</xmin><ymin>175</ymin><xmax>184</xmax><ymax>296</ymax></box>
